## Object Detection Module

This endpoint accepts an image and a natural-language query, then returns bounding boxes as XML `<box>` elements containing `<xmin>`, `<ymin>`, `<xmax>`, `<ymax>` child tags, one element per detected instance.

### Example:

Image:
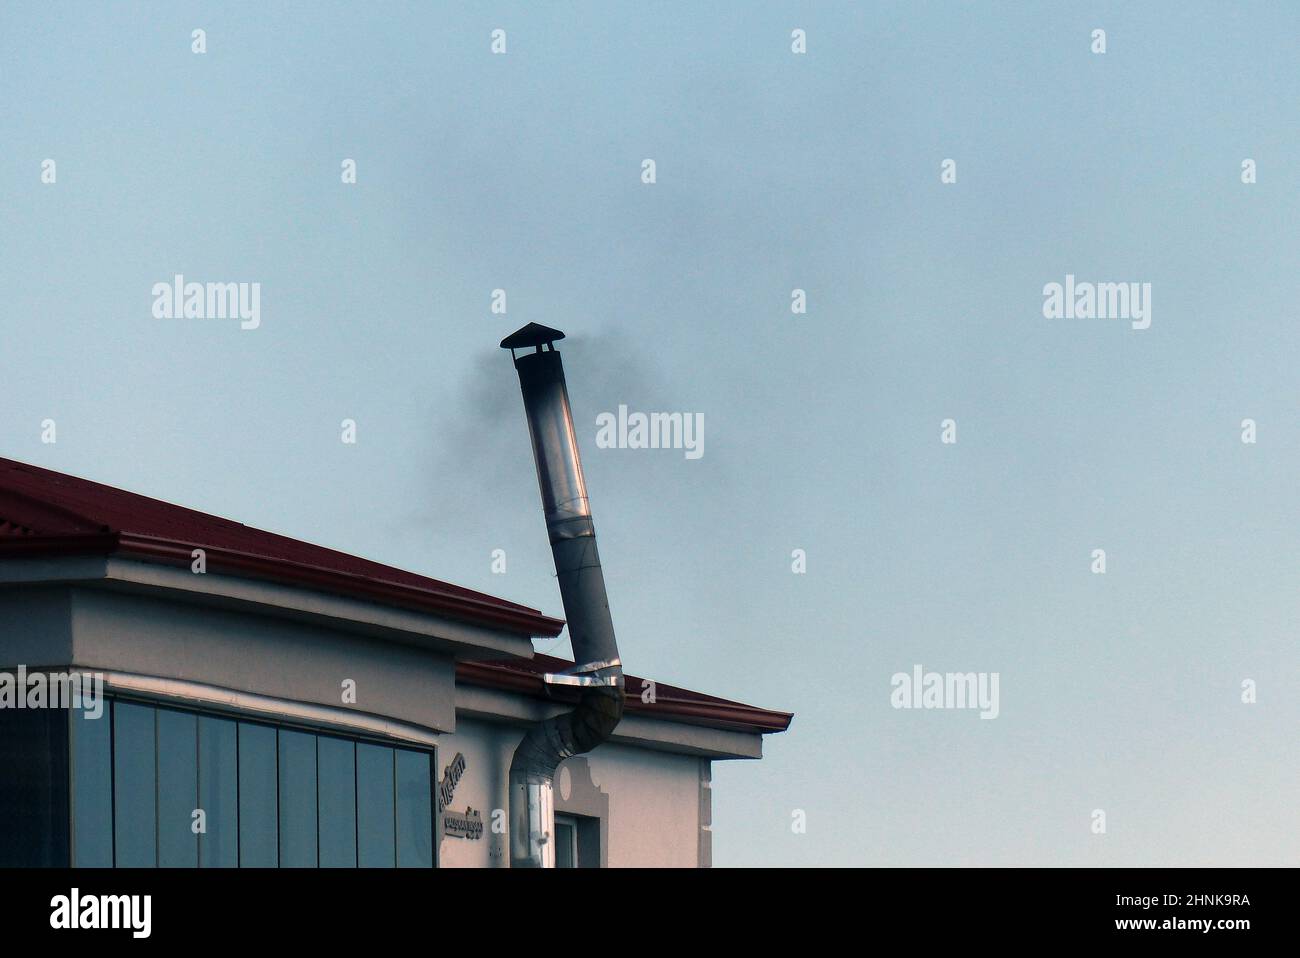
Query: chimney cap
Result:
<box><xmin>500</xmin><ymin>323</ymin><xmax>566</xmax><ymax>350</ymax></box>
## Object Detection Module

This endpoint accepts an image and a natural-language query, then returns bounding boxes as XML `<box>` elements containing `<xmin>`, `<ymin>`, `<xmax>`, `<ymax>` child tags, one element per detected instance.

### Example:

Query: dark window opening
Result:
<box><xmin>554</xmin><ymin>813</ymin><xmax>600</xmax><ymax>868</ymax></box>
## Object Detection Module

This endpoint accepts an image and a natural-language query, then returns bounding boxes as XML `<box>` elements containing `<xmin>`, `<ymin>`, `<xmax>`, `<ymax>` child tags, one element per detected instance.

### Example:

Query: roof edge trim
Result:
<box><xmin>0</xmin><ymin>532</ymin><xmax>564</xmax><ymax>638</ymax></box>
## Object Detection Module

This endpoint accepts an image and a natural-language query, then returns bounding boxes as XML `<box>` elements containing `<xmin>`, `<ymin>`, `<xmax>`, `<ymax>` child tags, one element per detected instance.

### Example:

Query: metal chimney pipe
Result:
<box><xmin>501</xmin><ymin>323</ymin><xmax>625</xmax><ymax>868</ymax></box>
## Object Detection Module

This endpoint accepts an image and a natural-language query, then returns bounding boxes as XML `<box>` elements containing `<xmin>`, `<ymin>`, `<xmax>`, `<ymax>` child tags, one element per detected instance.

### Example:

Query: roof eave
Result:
<box><xmin>455</xmin><ymin>660</ymin><xmax>794</xmax><ymax>736</ymax></box>
<box><xmin>0</xmin><ymin>532</ymin><xmax>565</xmax><ymax>639</ymax></box>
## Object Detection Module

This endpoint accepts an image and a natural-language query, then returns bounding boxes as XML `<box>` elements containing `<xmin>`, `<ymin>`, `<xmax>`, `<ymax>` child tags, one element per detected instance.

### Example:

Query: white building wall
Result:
<box><xmin>68</xmin><ymin>587</ymin><xmax>459</xmax><ymax>732</ymax></box>
<box><xmin>584</xmin><ymin>743</ymin><xmax>703</xmax><ymax>868</ymax></box>
<box><xmin>437</xmin><ymin>716</ymin><xmax>706</xmax><ymax>868</ymax></box>
<box><xmin>435</xmin><ymin>718</ymin><xmax>511</xmax><ymax>868</ymax></box>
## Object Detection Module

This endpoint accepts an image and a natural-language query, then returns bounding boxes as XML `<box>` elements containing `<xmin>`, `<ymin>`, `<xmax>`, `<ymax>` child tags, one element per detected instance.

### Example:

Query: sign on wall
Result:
<box><xmin>437</xmin><ymin>752</ymin><xmax>466</xmax><ymax>813</ymax></box>
<box><xmin>436</xmin><ymin>751</ymin><xmax>482</xmax><ymax>841</ymax></box>
<box><xmin>443</xmin><ymin>807</ymin><xmax>483</xmax><ymax>840</ymax></box>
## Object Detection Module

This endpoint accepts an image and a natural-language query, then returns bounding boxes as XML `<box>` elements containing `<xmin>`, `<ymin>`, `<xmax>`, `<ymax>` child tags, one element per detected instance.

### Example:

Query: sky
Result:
<box><xmin>2</xmin><ymin>1</ymin><xmax>1298</xmax><ymax>866</ymax></box>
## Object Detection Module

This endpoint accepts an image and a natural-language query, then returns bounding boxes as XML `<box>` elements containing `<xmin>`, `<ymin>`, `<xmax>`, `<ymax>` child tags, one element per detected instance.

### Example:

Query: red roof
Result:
<box><xmin>458</xmin><ymin>653</ymin><xmax>793</xmax><ymax>735</ymax></box>
<box><xmin>0</xmin><ymin>458</ymin><xmax>792</xmax><ymax>735</ymax></box>
<box><xmin>0</xmin><ymin>457</ymin><xmax>563</xmax><ymax>637</ymax></box>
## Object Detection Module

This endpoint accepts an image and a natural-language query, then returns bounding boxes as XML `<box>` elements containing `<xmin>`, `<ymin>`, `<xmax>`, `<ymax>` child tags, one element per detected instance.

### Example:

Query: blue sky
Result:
<box><xmin>2</xmin><ymin>1</ymin><xmax>1297</xmax><ymax>865</ymax></box>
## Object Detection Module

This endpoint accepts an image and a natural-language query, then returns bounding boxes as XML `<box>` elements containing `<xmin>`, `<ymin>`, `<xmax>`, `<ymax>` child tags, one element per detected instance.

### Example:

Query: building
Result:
<box><xmin>0</xmin><ymin>456</ymin><xmax>791</xmax><ymax>867</ymax></box>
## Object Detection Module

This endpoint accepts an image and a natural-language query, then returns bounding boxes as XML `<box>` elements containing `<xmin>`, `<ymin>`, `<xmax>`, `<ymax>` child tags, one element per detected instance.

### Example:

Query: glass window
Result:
<box><xmin>277</xmin><ymin>729</ymin><xmax>318</xmax><ymax>867</ymax></box>
<box><xmin>69</xmin><ymin>698</ymin><xmax>435</xmax><ymax>869</ymax></box>
<box><xmin>317</xmin><ymin>735</ymin><xmax>357</xmax><ymax>867</ymax></box>
<box><xmin>70</xmin><ymin>708</ymin><xmax>112</xmax><ymax>867</ymax></box>
<box><xmin>113</xmin><ymin>702</ymin><xmax>157</xmax><ymax>867</ymax></box>
<box><xmin>0</xmin><ymin>706</ymin><xmax>70</xmax><ymax>867</ymax></box>
<box><xmin>356</xmin><ymin>743</ymin><xmax>395</xmax><ymax>867</ymax></box>
<box><xmin>157</xmin><ymin>709</ymin><xmax>199</xmax><ymax>867</ymax></box>
<box><xmin>554</xmin><ymin>815</ymin><xmax>578</xmax><ymax>869</ymax></box>
<box><xmin>198</xmin><ymin>715</ymin><xmax>238</xmax><ymax>867</ymax></box>
<box><xmin>395</xmin><ymin>749</ymin><xmax>432</xmax><ymax>868</ymax></box>
<box><xmin>237</xmin><ymin>722</ymin><xmax>278</xmax><ymax>867</ymax></box>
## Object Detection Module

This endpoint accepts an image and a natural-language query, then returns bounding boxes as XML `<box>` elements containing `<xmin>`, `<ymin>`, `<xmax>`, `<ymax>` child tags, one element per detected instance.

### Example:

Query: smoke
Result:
<box><xmin>412</xmin><ymin>327</ymin><xmax>730</xmax><ymax>664</ymax></box>
<box><xmin>559</xmin><ymin>329</ymin><xmax>666</xmax><ymax>429</ymax></box>
<box><xmin>425</xmin><ymin>328</ymin><xmax>665</xmax><ymax>535</ymax></box>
